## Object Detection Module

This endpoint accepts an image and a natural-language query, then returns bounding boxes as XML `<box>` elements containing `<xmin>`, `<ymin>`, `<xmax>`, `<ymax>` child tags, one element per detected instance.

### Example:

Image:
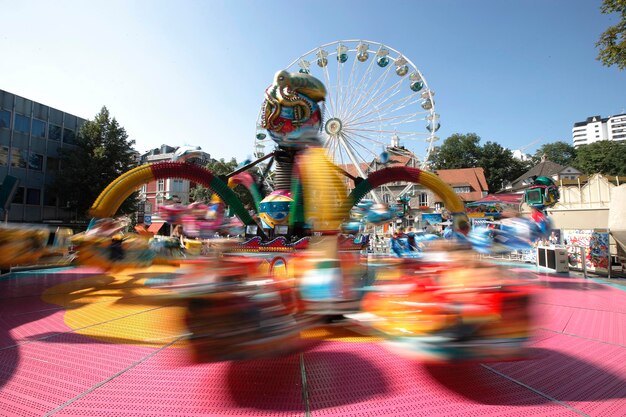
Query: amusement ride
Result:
<box><xmin>254</xmin><ymin>40</ymin><xmax>440</xmax><ymax>203</ymax></box>
<box><xmin>0</xmin><ymin>40</ymin><xmax>558</xmax><ymax>366</ymax></box>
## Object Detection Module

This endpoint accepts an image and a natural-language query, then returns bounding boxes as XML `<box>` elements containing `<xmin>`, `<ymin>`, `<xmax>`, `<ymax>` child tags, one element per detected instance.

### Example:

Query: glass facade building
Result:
<box><xmin>0</xmin><ymin>89</ymin><xmax>87</xmax><ymax>224</ymax></box>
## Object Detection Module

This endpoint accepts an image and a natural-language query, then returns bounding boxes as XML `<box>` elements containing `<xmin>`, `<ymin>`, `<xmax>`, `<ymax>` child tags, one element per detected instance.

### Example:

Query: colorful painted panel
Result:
<box><xmin>562</xmin><ymin>229</ymin><xmax>610</xmax><ymax>273</ymax></box>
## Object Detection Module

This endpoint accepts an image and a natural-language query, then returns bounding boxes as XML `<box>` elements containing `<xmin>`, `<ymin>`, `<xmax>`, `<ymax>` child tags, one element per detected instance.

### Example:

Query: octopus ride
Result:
<box><xmin>0</xmin><ymin>69</ymin><xmax>554</xmax><ymax>364</ymax></box>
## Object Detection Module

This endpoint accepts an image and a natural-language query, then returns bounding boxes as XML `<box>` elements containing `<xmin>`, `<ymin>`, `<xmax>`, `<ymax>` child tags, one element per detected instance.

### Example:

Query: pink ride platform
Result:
<box><xmin>0</xmin><ymin>266</ymin><xmax>625</xmax><ymax>416</ymax></box>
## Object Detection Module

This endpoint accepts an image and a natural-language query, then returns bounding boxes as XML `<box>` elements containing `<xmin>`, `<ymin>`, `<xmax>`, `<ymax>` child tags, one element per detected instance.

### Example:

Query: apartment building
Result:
<box><xmin>137</xmin><ymin>144</ymin><xmax>210</xmax><ymax>232</ymax></box>
<box><xmin>572</xmin><ymin>113</ymin><xmax>626</xmax><ymax>147</ymax></box>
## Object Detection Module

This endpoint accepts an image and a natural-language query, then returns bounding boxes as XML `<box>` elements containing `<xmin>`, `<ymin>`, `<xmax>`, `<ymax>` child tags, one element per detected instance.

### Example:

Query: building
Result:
<box><xmin>137</xmin><ymin>144</ymin><xmax>210</xmax><ymax>233</ymax></box>
<box><xmin>337</xmin><ymin>147</ymin><xmax>489</xmax><ymax>229</ymax></box>
<box><xmin>507</xmin><ymin>157</ymin><xmax>581</xmax><ymax>191</ymax></box>
<box><xmin>520</xmin><ymin>174</ymin><xmax>626</xmax><ymax>270</ymax></box>
<box><xmin>572</xmin><ymin>113</ymin><xmax>626</xmax><ymax>148</ymax></box>
<box><xmin>0</xmin><ymin>89</ymin><xmax>86</xmax><ymax>225</ymax></box>
<box><xmin>435</xmin><ymin>167</ymin><xmax>489</xmax><ymax>203</ymax></box>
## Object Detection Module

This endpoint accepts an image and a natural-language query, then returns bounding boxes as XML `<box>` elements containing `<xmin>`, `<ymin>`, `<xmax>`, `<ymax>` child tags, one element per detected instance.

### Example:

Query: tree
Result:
<box><xmin>429</xmin><ymin>133</ymin><xmax>482</xmax><ymax>169</ymax></box>
<box><xmin>478</xmin><ymin>141</ymin><xmax>529</xmax><ymax>192</ymax></box>
<box><xmin>189</xmin><ymin>158</ymin><xmax>255</xmax><ymax>209</ymax></box>
<box><xmin>429</xmin><ymin>133</ymin><xmax>529</xmax><ymax>192</ymax></box>
<box><xmin>55</xmin><ymin>107</ymin><xmax>138</xmax><ymax>219</ymax></box>
<box><xmin>596</xmin><ymin>0</ymin><xmax>626</xmax><ymax>70</ymax></box>
<box><xmin>531</xmin><ymin>141</ymin><xmax>577</xmax><ymax>166</ymax></box>
<box><xmin>575</xmin><ymin>140</ymin><xmax>626</xmax><ymax>176</ymax></box>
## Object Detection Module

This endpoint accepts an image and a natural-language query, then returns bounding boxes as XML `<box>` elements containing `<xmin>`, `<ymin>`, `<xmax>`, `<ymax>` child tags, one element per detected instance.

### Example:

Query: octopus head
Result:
<box><xmin>274</xmin><ymin>70</ymin><xmax>291</xmax><ymax>88</ymax></box>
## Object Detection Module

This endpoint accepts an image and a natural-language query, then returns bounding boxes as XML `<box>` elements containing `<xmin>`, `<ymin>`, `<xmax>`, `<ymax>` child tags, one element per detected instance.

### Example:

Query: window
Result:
<box><xmin>31</xmin><ymin>119</ymin><xmax>46</xmax><ymax>138</ymax></box>
<box><xmin>13</xmin><ymin>187</ymin><xmax>24</xmax><ymax>204</ymax></box>
<box><xmin>434</xmin><ymin>202</ymin><xmax>444</xmax><ymax>211</ymax></box>
<box><xmin>157</xmin><ymin>179</ymin><xmax>165</xmax><ymax>192</ymax></box>
<box><xmin>453</xmin><ymin>186</ymin><xmax>471</xmax><ymax>193</ymax></box>
<box><xmin>49</xmin><ymin>124</ymin><xmax>62</xmax><ymax>141</ymax></box>
<box><xmin>382</xmin><ymin>193</ymin><xmax>391</xmax><ymax>204</ymax></box>
<box><xmin>0</xmin><ymin>146</ymin><xmax>8</xmax><ymax>165</ymax></box>
<box><xmin>171</xmin><ymin>179</ymin><xmax>185</xmax><ymax>193</ymax></box>
<box><xmin>63</xmin><ymin>128</ymin><xmax>76</xmax><ymax>144</ymax></box>
<box><xmin>14</xmin><ymin>114</ymin><xmax>30</xmax><ymax>134</ymax></box>
<box><xmin>418</xmin><ymin>192</ymin><xmax>428</xmax><ymax>206</ymax></box>
<box><xmin>0</xmin><ymin>109</ymin><xmax>10</xmax><ymax>129</ymax></box>
<box><xmin>11</xmin><ymin>148</ymin><xmax>26</xmax><ymax>168</ymax></box>
<box><xmin>28</xmin><ymin>153</ymin><xmax>43</xmax><ymax>171</ymax></box>
<box><xmin>26</xmin><ymin>188</ymin><xmax>41</xmax><ymax>205</ymax></box>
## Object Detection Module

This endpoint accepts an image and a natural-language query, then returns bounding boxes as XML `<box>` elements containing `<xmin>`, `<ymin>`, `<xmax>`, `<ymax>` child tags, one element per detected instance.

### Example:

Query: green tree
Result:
<box><xmin>190</xmin><ymin>158</ymin><xmax>255</xmax><ymax>209</ymax></box>
<box><xmin>531</xmin><ymin>141</ymin><xmax>577</xmax><ymax>166</ymax></box>
<box><xmin>478</xmin><ymin>141</ymin><xmax>529</xmax><ymax>192</ymax></box>
<box><xmin>575</xmin><ymin>140</ymin><xmax>626</xmax><ymax>176</ymax></box>
<box><xmin>596</xmin><ymin>0</ymin><xmax>626</xmax><ymax>70</ymax></box>
<box><xmin>430</xmin><ymin>133</ymin><xmax>482</xmax><ymax>169</ymax></box>
<box><xmin>55</xmin><ymin>107</ymin><xmax>138</xmax><ymax>219</ymax></box>
<box><xmin>430</xmin><ymin>133</ymin><xmax>529</xmax><ymax>192</ymax></box>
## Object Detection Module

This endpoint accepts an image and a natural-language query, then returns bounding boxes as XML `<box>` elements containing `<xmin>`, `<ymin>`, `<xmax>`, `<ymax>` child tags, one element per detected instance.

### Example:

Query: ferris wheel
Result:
<box><xmin>254</xmin><ymin>40</ymin><xmax>440</xmax><ymax>181</ymax></box>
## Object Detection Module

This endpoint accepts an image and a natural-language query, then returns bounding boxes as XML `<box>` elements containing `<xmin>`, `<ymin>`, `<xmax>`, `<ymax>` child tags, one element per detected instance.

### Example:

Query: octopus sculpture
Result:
<box><xmin>260</xmin><ymin>70</ymin><xmax>327</xmax><ymax>146</ymax></box>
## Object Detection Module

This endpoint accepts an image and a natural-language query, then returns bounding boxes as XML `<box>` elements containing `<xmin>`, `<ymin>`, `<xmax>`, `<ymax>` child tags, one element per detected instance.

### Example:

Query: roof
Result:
<box><xmin>510</xmin><ymin>160</ymin><xmax>565</xmax><ymax>189</ymax></box>
<box><xmin>336</xmin><ymin>162</ymin><xmax>371</xmax><ymax>187</ymax></box>
<box><xmin>147</xmin><ymin>222</ymin><xmax>165</xmax><ymax>234</ymax></box>
<box><xmin>573</xmin><ymin>113</ymin><xmax>625</xmax><ymax>127</ymax></box>
<box><xmin>434</xmin><ymin>167</ymin><xmax>489</xmax><ymax>202</ymax></box>
<box><xmin>337</xmin><ymin>151</ymin><xmax>420</xmax><ymax>187</ymax></box>
<box><xmin>338</xmin><ymin>156</ymin><xmax>489</xmax><ymax>202</ymax></box>
<box><xmin>557</xmin><ymin>175</ymin><xmax>626</xmax><ymax>187</ymax></box>
<box><xmin>473</xmin><ymin>193</ymin><xmax>523</xmax><ymax>204</ymax></box>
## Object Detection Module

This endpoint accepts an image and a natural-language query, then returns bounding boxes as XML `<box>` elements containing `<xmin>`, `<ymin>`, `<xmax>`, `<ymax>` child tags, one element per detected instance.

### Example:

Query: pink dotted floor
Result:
<box><xmin>0</xmin><ymin>266</ymin><xmax>625</xmax><ymax>417</ymax></box>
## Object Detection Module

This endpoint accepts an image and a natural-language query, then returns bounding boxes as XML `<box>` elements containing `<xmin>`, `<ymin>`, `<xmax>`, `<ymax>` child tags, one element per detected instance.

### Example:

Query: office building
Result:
<box><xmin>0</xmin><ymin>89</ymin><xmax>86</xmax><ymax>225</ymax></box>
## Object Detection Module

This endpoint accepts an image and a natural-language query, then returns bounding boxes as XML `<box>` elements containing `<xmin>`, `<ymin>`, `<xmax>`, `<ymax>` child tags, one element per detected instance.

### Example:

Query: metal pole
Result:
<box><xmin>606</xmin><ymin>229</ymin><xmax>608</xmax><ymax>279</ymax></box>
<box><xmin>226</xmin><ymin>151</ymin><xmax>275</xmax><ymax>179</ymax></box>
<box><xmin>580</xmin><ymin>246</ymin><xmax>587</xmax><ymax>279</ymax></box>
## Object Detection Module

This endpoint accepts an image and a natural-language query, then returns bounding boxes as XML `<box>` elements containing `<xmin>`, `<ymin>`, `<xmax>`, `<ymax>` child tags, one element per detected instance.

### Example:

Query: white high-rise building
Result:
<box><xmin>572</xmin><ymin>113</ymin><xmax>626</xmax><ymax>148</ymax></box>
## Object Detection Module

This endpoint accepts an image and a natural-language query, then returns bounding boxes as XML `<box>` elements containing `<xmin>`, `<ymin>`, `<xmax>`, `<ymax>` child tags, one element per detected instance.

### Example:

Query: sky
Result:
<box><xmin>1</xmin><ymin>0</ymin><xmax>624</xmax><ymax>163</ymax></box>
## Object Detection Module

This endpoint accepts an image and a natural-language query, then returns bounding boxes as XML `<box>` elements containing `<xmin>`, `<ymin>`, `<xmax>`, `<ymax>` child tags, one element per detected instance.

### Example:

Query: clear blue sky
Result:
<box><xmin>1</xmin><ymin>0</ymin><xmax>624</xmax><ymax>162</ymax></box>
